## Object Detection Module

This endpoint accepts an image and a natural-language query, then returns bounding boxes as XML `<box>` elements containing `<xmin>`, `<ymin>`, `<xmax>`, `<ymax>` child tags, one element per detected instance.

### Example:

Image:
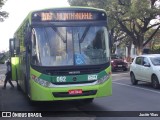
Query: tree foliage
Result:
<box><xmin>0</xmin><ymin>0</ymin><xmax>8</xmax><ymax>22</ymax></box>
<box><xmin>68</xmin><ymin>0</ymin><xmax>108</xmax><ymax>8</ymax></box>
<box><xmin>108</xmin><ymin>0</ymin><xmax>160</xmax><ymax>55</ymax></box>
<box><xmin>68</xmin><ymin>0</ymin><xmax>160</xmax><ymax>55</ymax></box>
<box><xmin>68</xmin><ymin>0</ymin><xmax>127</xmax><ymax>49</ymax></box>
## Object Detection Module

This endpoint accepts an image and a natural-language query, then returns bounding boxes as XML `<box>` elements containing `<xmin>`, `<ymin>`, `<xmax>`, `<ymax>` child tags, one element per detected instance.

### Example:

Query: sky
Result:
<box><xmin>0</xmin><ymin>0</ymin><xmax>69</xmax><ymax>52</ymax></box>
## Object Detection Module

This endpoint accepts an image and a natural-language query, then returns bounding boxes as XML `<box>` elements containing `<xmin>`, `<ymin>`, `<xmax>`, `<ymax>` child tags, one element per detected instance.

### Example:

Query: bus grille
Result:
<box><xmin>45</xmin><ymin>68</ymin><xmax>100</xmax><ymax>75</ymax></box>
<box><xmin>31</xmin><ymin>63</ymin><xmax>109</xmax><ymax>75</ymax></box>
<box><xmin>51</xmin><ymin>80</ymin><xmax>97</xmax><ymax>85</ymax></box>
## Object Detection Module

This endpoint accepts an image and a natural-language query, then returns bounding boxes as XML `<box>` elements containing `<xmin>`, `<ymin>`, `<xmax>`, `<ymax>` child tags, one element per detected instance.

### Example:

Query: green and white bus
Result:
<box><xmin>11</xmin><ymin>7</ymin><xmax>112</xmax><ymax>102</ymax></box>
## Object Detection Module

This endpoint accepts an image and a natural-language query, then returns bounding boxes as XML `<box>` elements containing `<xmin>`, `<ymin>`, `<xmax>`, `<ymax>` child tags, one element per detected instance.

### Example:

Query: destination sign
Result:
<box><xmin>32</xmin><ymin>10</ymin><xmax>107</xmax><ymax>22</ymax></box>
<box><xmin>41</xmin><ymin>12</ymin><xmax>93</xmax><ymax>21</ymax></box>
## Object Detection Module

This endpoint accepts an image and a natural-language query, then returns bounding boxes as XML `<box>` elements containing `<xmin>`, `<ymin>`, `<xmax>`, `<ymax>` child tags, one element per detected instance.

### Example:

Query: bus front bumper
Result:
<box><xmin>30</xmin><ymin>79</ymin><xmax>112</xmax><ymax>101</ymax></box>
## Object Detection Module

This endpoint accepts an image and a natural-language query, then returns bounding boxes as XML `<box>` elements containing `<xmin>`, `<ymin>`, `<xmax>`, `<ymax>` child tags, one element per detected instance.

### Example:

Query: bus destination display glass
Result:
<box><xmin>32</xmin><ymin>10</ymin><xmax>107</xmax><ymax>22</ymax></box>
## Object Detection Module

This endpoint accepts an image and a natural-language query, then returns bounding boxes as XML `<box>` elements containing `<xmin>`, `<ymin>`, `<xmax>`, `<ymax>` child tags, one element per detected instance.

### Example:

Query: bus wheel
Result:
<box><xmin>83</xmin><ymin>98</ymin><xmax>94</xmax><ymax>104</ymax></box>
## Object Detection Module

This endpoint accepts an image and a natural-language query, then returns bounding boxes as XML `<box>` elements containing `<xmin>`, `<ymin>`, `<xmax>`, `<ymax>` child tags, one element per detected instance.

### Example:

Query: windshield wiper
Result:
<box><xmin>79</xmin><ymin>26</ymin><xmax>90</xmax><ymax>43</ymax></box>
<box><xmin>52</xmin><ymin>27</ymin><xmax>66</xmax><ymax>43</ymax></box>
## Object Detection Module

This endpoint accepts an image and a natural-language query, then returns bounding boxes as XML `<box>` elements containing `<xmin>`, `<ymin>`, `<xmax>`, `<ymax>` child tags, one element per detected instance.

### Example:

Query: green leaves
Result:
<box><xmin>68</xmin><ymin>0</ymin><xmax>109</xmax><ymax>8</ymax></box>
<box><xmin>0</xmin><ymin>0</ymin><xmax>9</xmax><ymax>22</ymax></box>
<box><xmin>67</xmin><ymin>0</ymin><xmax>160</xmax><ymax>55</ymax></box>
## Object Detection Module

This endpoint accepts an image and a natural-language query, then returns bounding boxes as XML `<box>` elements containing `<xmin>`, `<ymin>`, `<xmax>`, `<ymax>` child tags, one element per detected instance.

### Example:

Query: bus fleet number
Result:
<box><xmin>56</xmin><ymin>76</ymin><xmax>66</xmax><ymax>82</ymax></box>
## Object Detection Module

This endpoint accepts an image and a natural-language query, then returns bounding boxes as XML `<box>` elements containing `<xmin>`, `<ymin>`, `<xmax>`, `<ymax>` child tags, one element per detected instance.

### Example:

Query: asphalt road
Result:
<box><xmin>0</xmin><ymin>64</ymin><xmax>160</xmax><ymax>120</ymax></box>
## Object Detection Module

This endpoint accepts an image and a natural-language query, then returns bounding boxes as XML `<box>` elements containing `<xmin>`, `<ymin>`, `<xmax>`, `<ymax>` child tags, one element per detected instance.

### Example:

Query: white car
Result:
<box><xmin>130</xmin><ymin>54</ymin><xmax>160</xmax><ymax>89</ymax></box>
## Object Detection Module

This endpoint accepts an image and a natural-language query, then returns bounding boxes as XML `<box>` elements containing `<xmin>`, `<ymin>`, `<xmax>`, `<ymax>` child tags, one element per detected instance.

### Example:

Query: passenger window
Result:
<box><xmin>135</xmin><ymin>57</ymin><xmax>142</xmax><ymax>65</ymax></box>
<box><xmin>143</xmin><ymin>57</ymin><xmax>149</xmax><ymax>66</ymax></box>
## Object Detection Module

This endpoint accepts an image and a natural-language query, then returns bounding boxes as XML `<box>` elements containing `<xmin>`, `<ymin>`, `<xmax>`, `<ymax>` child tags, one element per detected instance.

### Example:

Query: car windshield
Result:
<box><xmin>31</xmin><ymin>26</ymin><xmax>110</xmax><ymax>66</ymax></box>
<box><xmin>150</xmin><ymin>57</ymin><xmax>160</xmax><ymax>66</ymax></box>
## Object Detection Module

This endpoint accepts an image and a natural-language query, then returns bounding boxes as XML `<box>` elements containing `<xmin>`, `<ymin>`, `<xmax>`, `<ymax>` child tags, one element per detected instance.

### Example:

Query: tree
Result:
<box><xmin>67</xmin><ymin>0</ymin><xmax>126</xmax><ymax>45</ymax></box>
<box><xmin>68</xmin><ymin>0</ymin><xmax>132</xmax><ymax>58</ymax></box>
<box><xmin>68</xmin><ymin>0</ymin><xmax>160</xmax><ymax>55</ymax></box>
<box><xmin>0</xmin><ymin>0</ymin><xmax>8</xmax><ymax>22</ymax></box>
<box><xmin>107</xmin><ymin>0</ymin><xmax>160</xmax><ymax>55</ymax></box>
<box><xmin>146</xmin><ymin>29</ymin><xmax>160</xmax><ymax>49</ymax></box>
<box><xmin>68</xmin><ymin>0</ymin><xmax>108</xmax><ymax>8</ymax></box>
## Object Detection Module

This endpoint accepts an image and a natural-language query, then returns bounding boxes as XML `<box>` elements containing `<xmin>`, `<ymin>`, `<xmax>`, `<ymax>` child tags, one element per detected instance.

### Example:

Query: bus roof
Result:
<box><xmin>14</xmin><ymin>6</ymin><xmax>106</xmax><ymax>35</ymax></box>
<box><xmin>30</xmin><ymin>6</ymin><xmax>106</xmax><ymax>13</ymax></box>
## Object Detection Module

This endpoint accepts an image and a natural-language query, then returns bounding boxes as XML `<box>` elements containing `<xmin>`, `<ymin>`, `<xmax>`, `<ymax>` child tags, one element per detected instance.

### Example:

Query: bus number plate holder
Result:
<box><xmin>68</xmin><ymin>89</ymin><xmax>82</xmax><ymax>95</ymax></box>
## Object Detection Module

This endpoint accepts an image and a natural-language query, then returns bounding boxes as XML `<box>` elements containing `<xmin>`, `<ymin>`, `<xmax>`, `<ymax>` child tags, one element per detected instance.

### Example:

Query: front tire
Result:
<box><xmin>152</xmin><ymin>75</ymin><xmax>160</xmax><ymax>89</ymax></box>
<box><xmin>130</xmin><ymin>72</ymin><xmax>138</xmax><ymax>85</ymax></box>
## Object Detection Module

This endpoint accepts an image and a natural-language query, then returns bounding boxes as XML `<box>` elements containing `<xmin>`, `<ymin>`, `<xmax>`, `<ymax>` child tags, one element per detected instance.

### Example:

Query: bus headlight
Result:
<box><xmin>35</xmin><ymin>78</ymin><xmax>52</xmax><ymax>87</ymax></box>
<box><xmin>97</xmin><ymin>74</ymin><xmax>110</xmax><ymax>84</ymax></box>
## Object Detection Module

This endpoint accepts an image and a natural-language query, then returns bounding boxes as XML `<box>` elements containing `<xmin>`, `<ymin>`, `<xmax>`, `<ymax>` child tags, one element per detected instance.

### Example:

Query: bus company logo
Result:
<box><xmin>72</xmin><ymin>77</ymin><xmax>77</xmax><ymax>82</ymax></box>
<box><xmin>2</xmin><ymin>112</ymin><xmax>11</xmax><ymax>117</ymax></box>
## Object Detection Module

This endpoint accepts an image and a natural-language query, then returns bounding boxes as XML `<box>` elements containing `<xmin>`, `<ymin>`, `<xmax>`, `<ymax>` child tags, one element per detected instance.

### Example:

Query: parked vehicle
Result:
<box><xmin>111</xmin><ymin>54</ymin><xmax>128</xmax><ymax>71</ymax></box>
<box><xmin>130</xmin><ymin>54</ymin><xmax>160</xmax><ymax>89</ymax></box>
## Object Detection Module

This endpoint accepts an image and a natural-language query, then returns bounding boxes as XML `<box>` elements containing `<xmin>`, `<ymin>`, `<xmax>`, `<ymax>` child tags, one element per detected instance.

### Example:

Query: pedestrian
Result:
<box><xmin>2</xmin><ymin>59</ymin><xmax>14</xmax><ymax>89</ymax></box>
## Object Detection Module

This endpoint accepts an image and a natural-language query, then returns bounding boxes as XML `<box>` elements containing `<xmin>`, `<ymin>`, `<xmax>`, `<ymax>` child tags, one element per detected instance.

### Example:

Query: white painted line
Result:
<box><xmin>112</xmin><ymin>72</ymin><xmax>129</xmax><ymax>77</ymax></box>
<box><xmin>113</xmin><ymin>78</ymin><xmax>129</xmax><ymax>82</ymax></box>
<box><xmin>113</xmin><ymin>81</ymin><xmax>160</xmax><ymax>94</ymax></box>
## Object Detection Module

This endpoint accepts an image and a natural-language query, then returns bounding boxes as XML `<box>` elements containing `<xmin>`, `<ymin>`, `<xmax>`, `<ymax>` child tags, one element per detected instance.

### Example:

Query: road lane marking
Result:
<box><xmin>112</xmin><ymin>79</ymin><xmax>128</xmax><ymax>82</ymax></box>
<box><xmin>113</xmin><ymin>81</ymin><xmax>160</xmax><ymax>94</ymax></box>
<box><xmin>112</xmin><ymin>72</ymin><xmax>129</xmax><ymax>77</ymax></box>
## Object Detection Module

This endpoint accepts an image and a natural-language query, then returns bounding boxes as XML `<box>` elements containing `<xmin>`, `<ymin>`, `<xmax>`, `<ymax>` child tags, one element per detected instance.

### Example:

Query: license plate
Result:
<box><xmin>118</xmin><ymin>65</ymin><xmax>122</xmax><ymax>67</ymax></box>
<box><xmin>68</xmin><ymin>89</ymin><xmax>82</xmax><ymax>95</ymax></box>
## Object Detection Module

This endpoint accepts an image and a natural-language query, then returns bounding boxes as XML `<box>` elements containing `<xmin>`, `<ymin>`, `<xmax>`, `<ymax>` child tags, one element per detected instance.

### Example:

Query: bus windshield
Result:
<box><xmin>31</xmin><ymin>26</ymin><xmax>110</xmax><ymax>66</ymax></box>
